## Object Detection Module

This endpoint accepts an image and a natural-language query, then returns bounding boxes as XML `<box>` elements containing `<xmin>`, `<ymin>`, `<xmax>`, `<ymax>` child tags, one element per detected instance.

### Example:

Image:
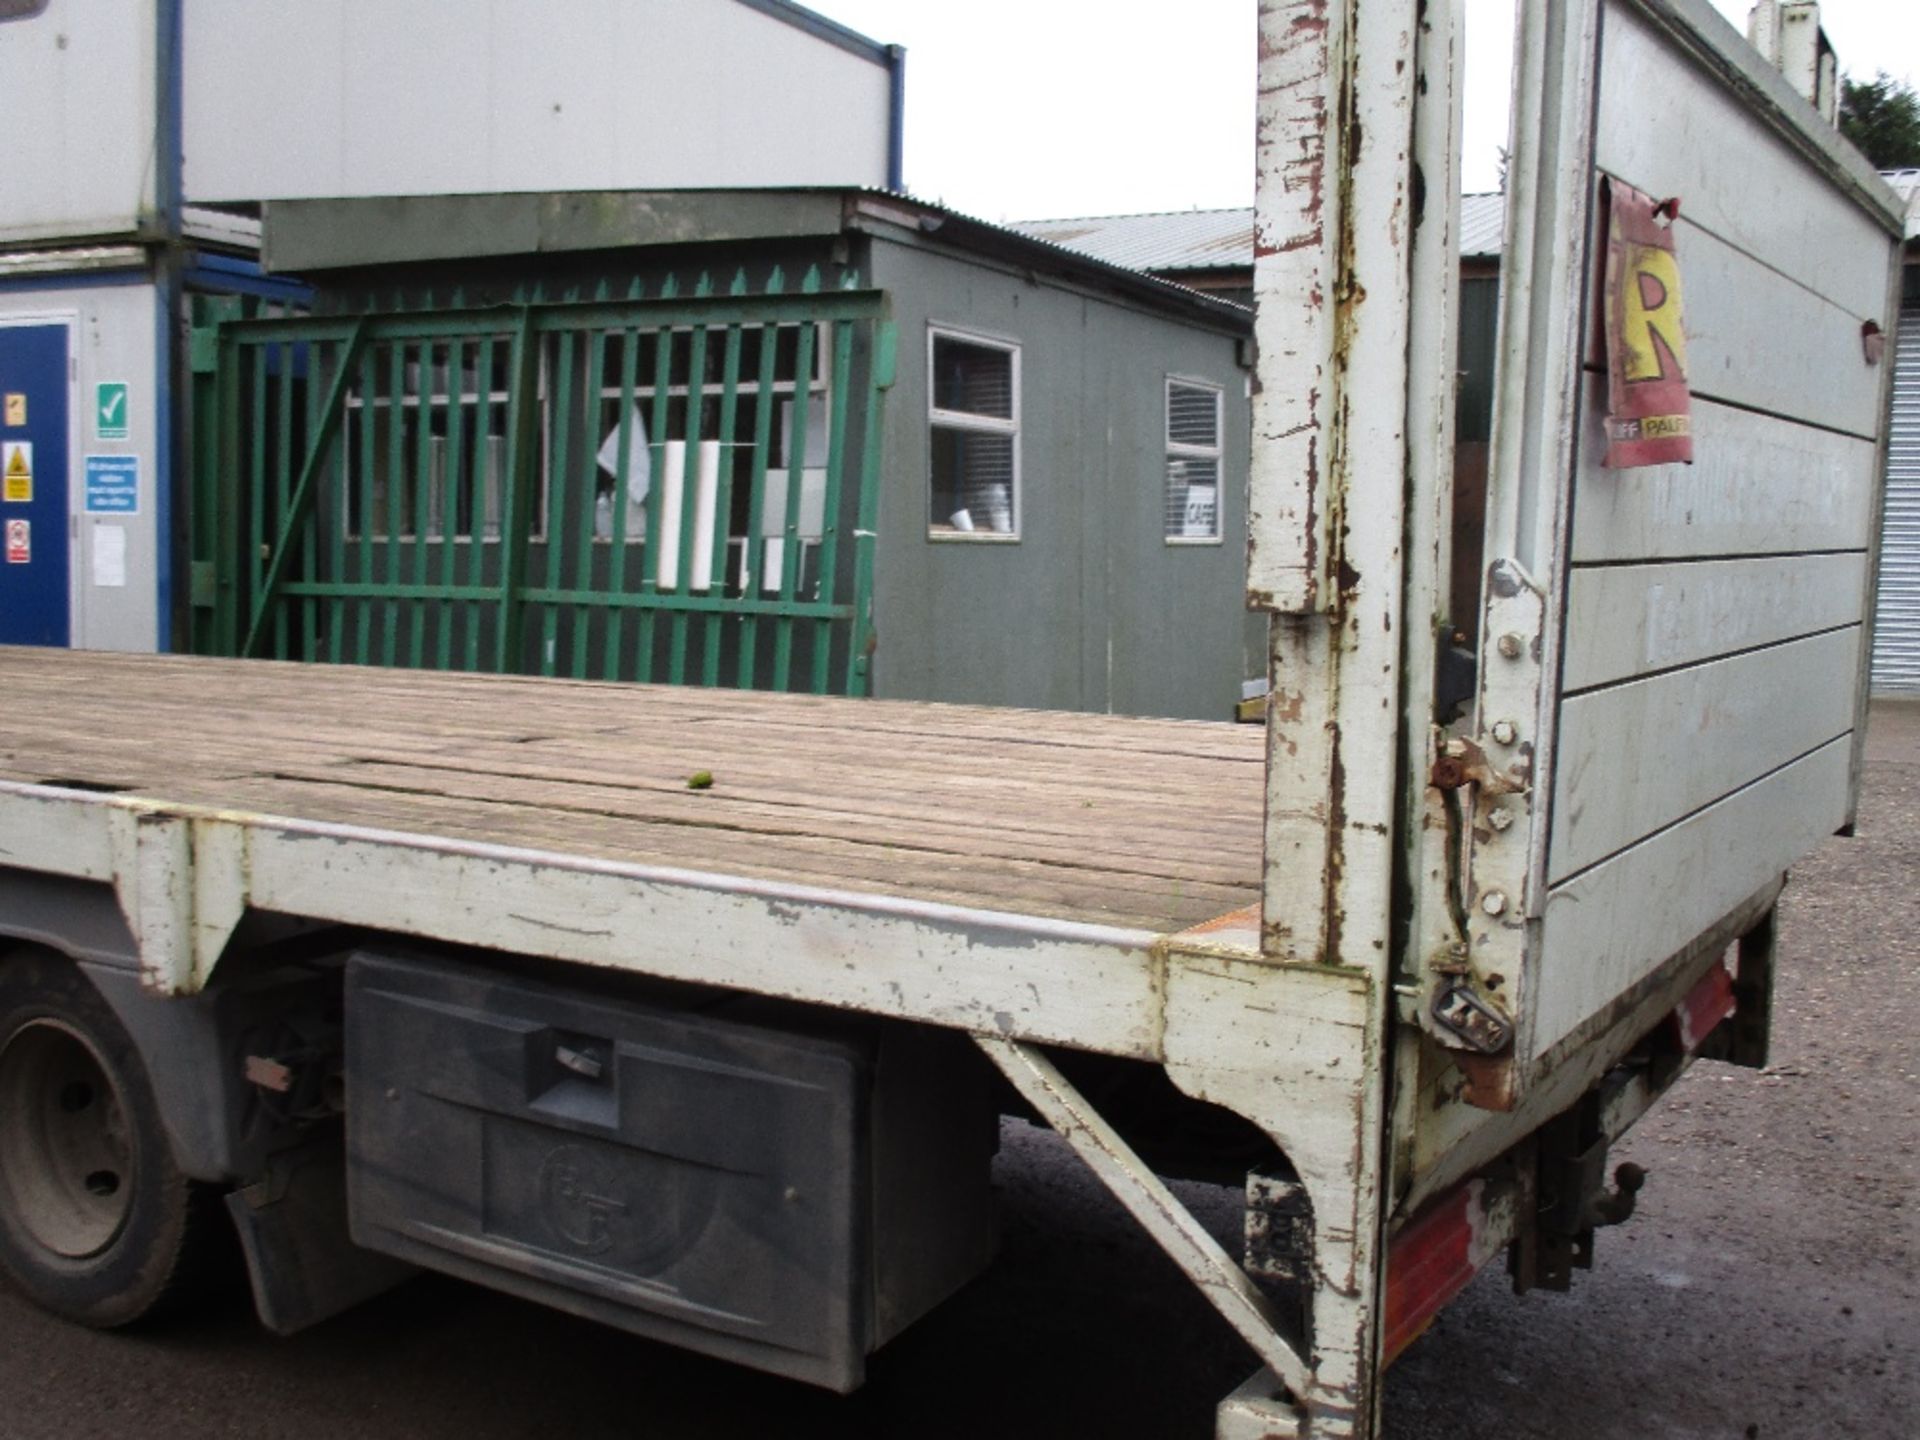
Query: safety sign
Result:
<box><xmin>96</xmin><ymin>381</ymin><xmax>129</xmax><ymax>441</ymax></box>
<box><xmin>2</xmin><ymin>441</ymin><xmax>30</xmax><ymax>504</ymax></box>
<box><xmin>84</xmin><ymin>454</ymin><xmax>139</xmax><ymax>514</ymax></box>
<box><xmin>3</xmin><ymin>393</ymin><xmax>23</xmax><ymax>428</ymax></box>
<box><xmin>5</xmin><ymin>518</ymin><xmax>27</xmax><ymax>565</ymax></box>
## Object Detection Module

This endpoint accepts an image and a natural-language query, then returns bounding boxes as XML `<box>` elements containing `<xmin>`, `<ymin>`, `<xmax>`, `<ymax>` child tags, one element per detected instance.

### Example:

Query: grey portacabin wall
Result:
<box><xmin>866</xmin><ymin>234</ymin><xmax>1260</xmax><ymax>720</ymax></box>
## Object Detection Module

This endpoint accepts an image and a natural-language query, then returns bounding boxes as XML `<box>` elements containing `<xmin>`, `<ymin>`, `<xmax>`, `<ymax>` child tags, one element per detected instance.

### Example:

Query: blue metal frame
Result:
<box><xmin>152</xmin><ymin>0</ymin><xmax>185</xmax><ymax>650</ymax></box>
<box><xmin>0</xmin><ymin>267</ymin><xmax>147</xmax><ymax>295</ymax></box>
<box><xmin>730</xmin><ymin>0</ymin><xmax>890</xmax><ymax>65</ymax></box>
<box><xmin>185</xmin><ymin>252</ymin><xmax>314</xmax><ymax>306</ymax></box>
<box><xmin>155</xmin><ymin>0</ymin><xmax>183</xmax><ymax>234</ymax></box>
<box><xmin>886</xmin><ymin>45</ymin><xmax>907</xmax><ymax>193</ymax></box>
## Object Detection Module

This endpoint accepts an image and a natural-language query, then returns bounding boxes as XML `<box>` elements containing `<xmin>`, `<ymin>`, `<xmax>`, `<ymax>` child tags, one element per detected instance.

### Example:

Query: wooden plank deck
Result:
<box><xmin>0</xmin><ymin>649</ymin><xmax>1267</xmax><ymax>935</ymax></box>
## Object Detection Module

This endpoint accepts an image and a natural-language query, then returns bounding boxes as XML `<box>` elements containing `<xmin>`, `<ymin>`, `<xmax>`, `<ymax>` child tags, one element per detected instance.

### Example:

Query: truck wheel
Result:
<box><xmin>0</xmin><ymin>950</ymin><xmax>212</xmax><ymax>1327</ymax></box>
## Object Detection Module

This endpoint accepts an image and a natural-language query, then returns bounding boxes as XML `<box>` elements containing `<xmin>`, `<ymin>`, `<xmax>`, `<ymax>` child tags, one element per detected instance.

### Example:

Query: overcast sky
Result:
<box><xmin>813</xmin><ymin>0</ymin><xmax>1920</xmax><ymax>220</ymax></box>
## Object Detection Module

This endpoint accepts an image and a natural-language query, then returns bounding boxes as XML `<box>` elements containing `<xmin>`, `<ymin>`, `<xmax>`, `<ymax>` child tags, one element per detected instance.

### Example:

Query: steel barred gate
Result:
<box><xmin>188</xmin><ymin>272</ymin><xmax>896</xmax><ymax>696</ymax></box>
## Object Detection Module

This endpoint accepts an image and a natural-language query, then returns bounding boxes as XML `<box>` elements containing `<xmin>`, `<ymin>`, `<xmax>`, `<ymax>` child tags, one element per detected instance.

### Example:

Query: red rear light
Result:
<box><xmin>1383</xmin><ymin>1178</ymin><xmax>1499</xmax><ymax>1366</ymax></box>
<box><xmin>1670</xmin><ymin>950</ymin><xmax>1736</xmax><ymax>1052</ymax></box>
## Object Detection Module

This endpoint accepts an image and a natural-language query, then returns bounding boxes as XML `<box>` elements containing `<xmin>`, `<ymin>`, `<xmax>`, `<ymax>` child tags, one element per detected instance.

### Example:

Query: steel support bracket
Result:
<box><xmin>108</xmin><ymin>807</ymin><xmax>248</xmax><ymax>995</ymax></box>
<box><xmin>973</xmin><ymin>1034</ymin><xmax>1315</xmax><ymax>1410</ymax></box>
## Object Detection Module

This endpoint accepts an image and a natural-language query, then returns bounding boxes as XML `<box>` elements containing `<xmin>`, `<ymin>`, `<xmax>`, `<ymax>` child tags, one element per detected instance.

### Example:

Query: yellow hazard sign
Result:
<box><xmin>2</xmin><ymin>441</ymin><xmax>30</xmax><ymax>504</ymax></box>
<box><xmin>3</xmin><ymin>394</ymin><xmax>23</xmax><ymax>428</ymax></box>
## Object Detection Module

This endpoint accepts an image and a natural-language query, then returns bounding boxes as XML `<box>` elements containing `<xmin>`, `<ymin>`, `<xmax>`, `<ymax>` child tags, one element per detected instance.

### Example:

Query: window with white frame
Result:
<box><xmin>1164</xmin><ymin>378</ymin><xmax>1223</xmax><ymax>543</ymax></box>
<box><xmin>928</xmin><ymin>328</ymin><xmax>1019</xmax><ymax>538</ymax></box>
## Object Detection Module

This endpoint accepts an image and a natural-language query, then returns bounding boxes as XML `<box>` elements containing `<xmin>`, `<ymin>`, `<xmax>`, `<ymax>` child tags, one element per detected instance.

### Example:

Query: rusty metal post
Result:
<box><xmin>1243</xmin><ymin>0</ymin><xmax>1436</xmax><ymax>1434</ymax></box>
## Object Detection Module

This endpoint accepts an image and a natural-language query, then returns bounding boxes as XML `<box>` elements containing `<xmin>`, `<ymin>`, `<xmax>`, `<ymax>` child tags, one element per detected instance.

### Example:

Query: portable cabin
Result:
<box><xmin>0</xmin><ymin>0</ymin><xmax>902</xmax><ymax>660</ymax></box>
<box><xmin>185</xmin><ymin>189</ymin><xmax>1262</xmax><ymax>719</ymax></box>
<box><xmin>0</xmin><ymin>208</ymin><xmax>297</xmax><ymax>655</ymax></box>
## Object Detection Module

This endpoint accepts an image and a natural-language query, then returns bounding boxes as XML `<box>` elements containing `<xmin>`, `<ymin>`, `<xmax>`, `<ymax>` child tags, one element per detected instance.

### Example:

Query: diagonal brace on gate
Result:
<box><xmin>974</xmin><ymin>1035</ymin><xmax>1314</xmax><ymax>1407</ymax></box>
<box><xmin>241</xmin><ymin>317</ymin><xmax>371</xmax><ymax>658</ymax></box>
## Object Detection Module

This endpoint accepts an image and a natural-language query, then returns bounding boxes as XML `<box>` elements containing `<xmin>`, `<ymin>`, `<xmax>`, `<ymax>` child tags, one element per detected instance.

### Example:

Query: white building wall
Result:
<box><xmin>183</xmin><ymin>0</ymin><xmax>893</xmax><ymax>204</ymax></box>
<box><xmin>0</xmin><ymin>0</ymin><xmax>159</xmax><ymax>245</ymax></box>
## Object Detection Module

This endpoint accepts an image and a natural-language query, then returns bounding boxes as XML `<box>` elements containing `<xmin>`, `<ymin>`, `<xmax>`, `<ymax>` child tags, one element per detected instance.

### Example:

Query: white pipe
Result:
<box><xmin>655</xmin><ymin>440</ymin><xmax>686</xmax><ymax>589</ymax></box>
<box><xmin>690</xmin><ymin>440</ymin><xmax>721</xmax><ymax>592</ymax></box>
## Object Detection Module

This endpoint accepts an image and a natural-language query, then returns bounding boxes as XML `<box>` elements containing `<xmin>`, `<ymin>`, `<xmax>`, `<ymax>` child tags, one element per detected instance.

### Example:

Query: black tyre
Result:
<box><xmin>0</xmin><ymin>948</ymin><xmax>212</xmax><ymax>1327</ymax></box>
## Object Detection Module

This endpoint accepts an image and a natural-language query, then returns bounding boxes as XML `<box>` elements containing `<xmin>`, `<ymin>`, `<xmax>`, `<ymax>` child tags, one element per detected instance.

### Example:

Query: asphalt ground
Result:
<box><xmin>0</xmin><ymin>703</ymin><xmax>1913</xmax><ymax>1440</ymax></box>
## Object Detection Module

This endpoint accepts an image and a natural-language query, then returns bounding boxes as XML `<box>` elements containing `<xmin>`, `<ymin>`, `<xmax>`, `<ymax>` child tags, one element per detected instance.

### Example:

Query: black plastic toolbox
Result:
<box><xmin>344</xmin><ymin>948</ymin><xmax>996</xmax><ymax>1391</ymax></box>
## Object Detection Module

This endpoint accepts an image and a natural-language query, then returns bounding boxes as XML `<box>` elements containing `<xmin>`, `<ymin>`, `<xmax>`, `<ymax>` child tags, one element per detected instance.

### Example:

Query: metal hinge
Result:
<box><xmin>189</xmin><ymin>560</ymin><xmax>217</xmax><ymax>608</ymax></box>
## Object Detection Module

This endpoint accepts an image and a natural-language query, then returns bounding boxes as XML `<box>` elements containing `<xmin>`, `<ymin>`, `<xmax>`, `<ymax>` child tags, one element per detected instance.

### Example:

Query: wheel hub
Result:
<box><xmin>0</xmin><ymin>1019</ymin><xmax>135</xmax><ymax>1258</ymax></box>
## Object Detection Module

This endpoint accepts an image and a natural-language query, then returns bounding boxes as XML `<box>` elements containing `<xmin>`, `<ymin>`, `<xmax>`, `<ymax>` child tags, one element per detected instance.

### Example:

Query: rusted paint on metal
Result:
<box><xmin>1404</xmin><ymin>880</ymin><xmax>1783</xmax><ymax>1218</ymax></box>
<box><xmin>1452</xmin><ymin>1051</ymin><xmax>1519</xmax><ymax>1111</ymax></box>
<box><xmin>1176</xmin><ymin>902</ymin><xmax>1263</xmax><ymax>940</ymax></box>
<box><xmin>1419</xmin><ymin>555</ymin><xmax>1544</xmax><ymax>1102</ymax></box>
<box><xmin>1322</xmin><ymin>719</ymin><xmax>1350</xmax><ymax>965</ymax></box>
<box><xmin>1245</xmin><ymin>1169</ymin><xmax>1317</xmax><ymax>1283</ymax></box>
<box><xmin>1254</xmin><ymin>0</ymin><xmax>1332</xmax><ymax>262</ymax></box>
<box><xmin>1428</xmin><ymin>735</ymin><xmax>1530</xmax><ymax>797</ymax></box>
<box><xmin>1250</xmin><ymin>2</ymin><xmax>1426</xmax><ymax>1421</ymax></box>
<box><xmin>1249</xmin><ymin>0</ymin><xmax>1346</xmax><ymax>616</ymax></box>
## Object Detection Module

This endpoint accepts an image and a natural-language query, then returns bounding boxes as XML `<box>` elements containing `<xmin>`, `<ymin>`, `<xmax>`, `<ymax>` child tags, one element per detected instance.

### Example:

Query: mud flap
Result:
<box><xmin>226</xmin><ymin>1138</ymin><xmax>415</xmax><ymax>1335</ymax></box>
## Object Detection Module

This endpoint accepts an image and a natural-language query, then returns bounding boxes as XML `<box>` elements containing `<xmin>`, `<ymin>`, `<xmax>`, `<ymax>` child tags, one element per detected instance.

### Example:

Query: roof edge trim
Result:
<box><xmin>731</xmin><ymin>0</ymin><xmax>894</xmax><ymax>67</ymax></box>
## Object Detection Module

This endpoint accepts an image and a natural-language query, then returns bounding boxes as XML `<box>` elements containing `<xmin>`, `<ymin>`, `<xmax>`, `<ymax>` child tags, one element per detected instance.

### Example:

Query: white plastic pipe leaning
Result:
<box><xmin>689</xmin><ymin>440</ymin><xmax>721</xmax><ymax>592</ymax></box>
<box><xmin>655</xmin><ymin>440</ymin><xmax>686</xmax><ymax>590</ymax></box>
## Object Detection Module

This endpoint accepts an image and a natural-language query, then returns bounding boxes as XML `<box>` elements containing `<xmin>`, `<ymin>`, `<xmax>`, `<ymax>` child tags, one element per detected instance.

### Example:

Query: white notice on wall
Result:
<box><xmin>1183</xmin><ymin>484</ymin><xmax>1218</xmax><ymax>539</ymax></box>
<box><xmin>92</xmin><ymin>524</ymin><xmax>127</xmax><ymax>588</ymax></box>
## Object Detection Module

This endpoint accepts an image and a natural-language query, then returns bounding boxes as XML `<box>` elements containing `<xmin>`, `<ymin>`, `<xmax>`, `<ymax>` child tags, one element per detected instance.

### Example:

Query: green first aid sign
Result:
<box><xmin>95</xmin><ymin>382</ymin><xmax>129</xmax><ymax>441</ymax></box>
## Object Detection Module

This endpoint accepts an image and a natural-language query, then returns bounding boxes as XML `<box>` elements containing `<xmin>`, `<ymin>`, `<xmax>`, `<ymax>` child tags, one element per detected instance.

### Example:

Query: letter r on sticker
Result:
<box><xmin>1621</xmin><ymin>244</ymin><xmax>1688</xmax><ymax>385</ymax></box>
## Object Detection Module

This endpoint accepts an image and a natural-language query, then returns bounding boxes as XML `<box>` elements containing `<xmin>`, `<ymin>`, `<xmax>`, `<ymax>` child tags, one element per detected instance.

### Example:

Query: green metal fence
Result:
<box><xmin>189</xmin><ymin>272</ymin><xmax>896</xmax><ymax>695</ymax></box>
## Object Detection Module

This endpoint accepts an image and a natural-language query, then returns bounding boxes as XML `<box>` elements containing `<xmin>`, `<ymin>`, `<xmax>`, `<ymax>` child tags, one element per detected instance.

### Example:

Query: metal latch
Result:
<box><xmin>1430</xmin><ymin>979</ymin><xmax>1514</xmax><ymax>1055</ymax></box>
<box><xmin>1429</xmin><ymin>734</ymin><xmax>1530</xmax><ymax>796</ymax></box>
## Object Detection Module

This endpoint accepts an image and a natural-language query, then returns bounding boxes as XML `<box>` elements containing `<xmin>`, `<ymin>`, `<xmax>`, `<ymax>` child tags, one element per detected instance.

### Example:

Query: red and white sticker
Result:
<box><xmin>5</xmin><ymin>517</ymin><xmax>28</xmax><ymax>564</ymax></box>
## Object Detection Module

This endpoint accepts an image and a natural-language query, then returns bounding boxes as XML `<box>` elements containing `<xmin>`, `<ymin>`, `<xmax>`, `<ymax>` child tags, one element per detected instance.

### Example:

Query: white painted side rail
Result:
<box><xmin>0</xmin><ymin>779</ymin><xmax>1181</xmax><ymax>1058</ymax></box>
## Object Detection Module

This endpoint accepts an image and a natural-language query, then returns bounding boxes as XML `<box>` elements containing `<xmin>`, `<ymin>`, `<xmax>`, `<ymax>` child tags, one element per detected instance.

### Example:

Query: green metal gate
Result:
<box><xmin>189</xmin><ymin>272</ymin><xmax>895</xmax><ymax>696</ymax></box>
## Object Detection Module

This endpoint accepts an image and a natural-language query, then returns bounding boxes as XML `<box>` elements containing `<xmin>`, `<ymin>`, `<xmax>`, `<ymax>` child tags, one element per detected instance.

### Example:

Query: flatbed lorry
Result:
<box><xmin>0</xmin><ymin>1</ymin><xmax>1907</xmax><ymax>1436</ymax></box>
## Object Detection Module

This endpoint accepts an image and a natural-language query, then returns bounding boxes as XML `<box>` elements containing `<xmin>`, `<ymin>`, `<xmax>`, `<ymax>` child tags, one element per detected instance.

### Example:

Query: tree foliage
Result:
<box><xmin>1840</xmin><ymin>72</ymin><xmax>1920</xmax><ymax>170</ymax></box>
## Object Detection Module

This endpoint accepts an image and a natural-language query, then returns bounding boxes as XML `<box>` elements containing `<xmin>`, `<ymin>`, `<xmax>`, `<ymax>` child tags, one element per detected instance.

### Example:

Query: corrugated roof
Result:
<box><xmin>1012</xmin><ymin>207</ymin><xmax>1254</xmax><ymax>274</ymax></box>
<box><xmin>1012</xmin><ymin>193</ymin><xmax>1508</xmax><ymax>275</ymax></box>
<box><xmin>1457</xmin><ymin>192</ymin><xmax>1506</xmax><ymax>259</ymax></box>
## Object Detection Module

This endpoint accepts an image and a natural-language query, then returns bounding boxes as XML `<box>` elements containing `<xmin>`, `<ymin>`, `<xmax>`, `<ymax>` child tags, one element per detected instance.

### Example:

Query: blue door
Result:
<box><xmin>0</xmin><ymin>323</ymin><xmax>70</xmax><ymax>647</ymax></box>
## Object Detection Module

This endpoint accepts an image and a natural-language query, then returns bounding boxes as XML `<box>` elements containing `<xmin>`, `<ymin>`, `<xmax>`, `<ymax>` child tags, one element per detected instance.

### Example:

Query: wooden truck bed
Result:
<box><xmin>0</xmin><ymin>648</ymin><xmax>1264</xmax><ymax>937</ymax></box>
